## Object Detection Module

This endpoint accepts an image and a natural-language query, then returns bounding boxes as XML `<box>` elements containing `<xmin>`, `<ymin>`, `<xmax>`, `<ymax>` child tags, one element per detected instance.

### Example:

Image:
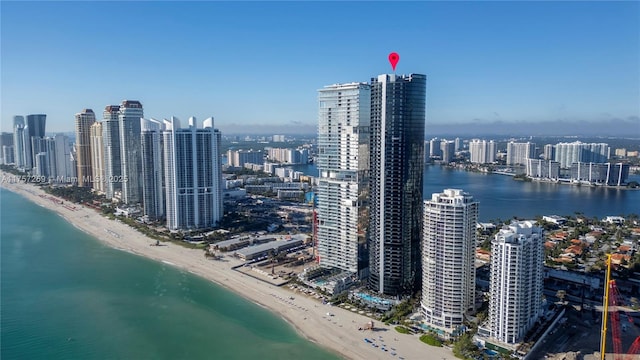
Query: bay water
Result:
<box><xmin>295</xmin><ymin>163</ymin><xmax>639</xmax><ymax>221</ymax></box>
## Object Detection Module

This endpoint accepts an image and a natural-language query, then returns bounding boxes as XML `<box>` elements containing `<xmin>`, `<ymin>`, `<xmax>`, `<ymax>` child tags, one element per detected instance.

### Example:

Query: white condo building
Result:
<box><xmin>0</xmin><ymin>132</ymin><xmax>14</xmax><ymax>165</ymax></box>
<box><xmin>429</xmin><ymin>138</ymin><xmax>441</xmax><ymax>158</ymax></box>
<box><xmin>440</xmin><ymin>140</ymin><xmax>455</xmax><ymax>163</ymax></box>
<box><xmin>554</xmin><ymin>141</ymin><xmax>610</xmax><ymax>168</ymax></box>
<box><xmin>543</xmin><ymin>144</ymin><xmax>555</xmax><ymax>161</ymax></box>
<box><xmin>469</xmin><ymin>139</ymin><xmax>496</xmax><ymax>164</ymax></box>
<box><xmin>506</xmin><ymin>142</ymin><xmax>535</xmax><ymax>166</ymax></box>
<box><xmin>316</xmin><ymin>82</ymin><xmax>371</xmax><ymax>277</ymax></box>
<box><xmin>163</xmin><ymin>117</ymin><xmax>222</xmax><ymax>230</ymax></box>
<box><xmin>526</xmin><ymin>159</ymin><xmax>560</xmax><ymax>179</ymax></box>
<box><xmin>54</xmin><ymin>134</ymin><xmax>74</xmax><ymax>181</ymax></box>
<box><xmin>422</xmin><ymin>189</ymin><xmax>478</xmax><ymax>336</ymax></box>
<box><xmin>487</xmin><ymin>221</ymin><xmax>544</xmax><ymax>344</ymax></box>
<box><xmin>227</xmin><ymin>149</ymin><xmax>264</xmax><ymax>167</ymax></box>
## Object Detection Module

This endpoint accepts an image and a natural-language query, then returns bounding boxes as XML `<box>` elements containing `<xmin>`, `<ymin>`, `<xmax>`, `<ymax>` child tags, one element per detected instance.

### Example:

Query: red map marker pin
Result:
<box><xmin>388</xmin><ymin>52</ymin><xmax>400</xmax><ymax>71</ymax></box>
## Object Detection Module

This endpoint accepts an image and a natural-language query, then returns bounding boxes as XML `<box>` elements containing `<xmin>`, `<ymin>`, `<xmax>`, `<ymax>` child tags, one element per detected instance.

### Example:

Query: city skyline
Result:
<box><xmin>2</xmin><ymin>2</ymin><xmax>638</xmax><ymax>136</ymax></box>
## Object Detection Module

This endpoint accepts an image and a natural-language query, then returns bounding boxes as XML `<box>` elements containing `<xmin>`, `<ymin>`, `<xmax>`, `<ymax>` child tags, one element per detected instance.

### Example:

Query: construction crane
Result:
<box><xmin>600</xmin><ymin>254</ymin><xmax>640</xmax><ymax>360</ymax></box>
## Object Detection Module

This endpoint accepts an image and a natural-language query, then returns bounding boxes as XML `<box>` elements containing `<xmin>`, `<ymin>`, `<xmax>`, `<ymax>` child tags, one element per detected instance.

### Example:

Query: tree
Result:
<box><xmin>556</xmin><ymin>289</ymin><xmax>567</xmax><ymax>304</ymax></box>
<box><xmin>452</xmin><ymin>333</ymin><xmax>480</xmax><ymax>359</ymax></box>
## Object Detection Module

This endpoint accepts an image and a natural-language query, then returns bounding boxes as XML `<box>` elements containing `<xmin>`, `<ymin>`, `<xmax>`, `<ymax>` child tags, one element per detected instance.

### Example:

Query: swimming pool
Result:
<box><xmin>354</xmin><ymin>293</ymin><xmax>391</xmax><ymax>306</ymax></box>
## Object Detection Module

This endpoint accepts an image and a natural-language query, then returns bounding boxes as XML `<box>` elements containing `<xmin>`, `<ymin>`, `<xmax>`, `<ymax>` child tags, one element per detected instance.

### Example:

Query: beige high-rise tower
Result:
<box><xmin>75</xmin><ymin>109</ymin><xmax>96</xmax><ymax>187</ymax></box>
<box><xmin>90</xmin><ymin>121</ymin><xmax>105</xmax><ymax>193</ymax></box>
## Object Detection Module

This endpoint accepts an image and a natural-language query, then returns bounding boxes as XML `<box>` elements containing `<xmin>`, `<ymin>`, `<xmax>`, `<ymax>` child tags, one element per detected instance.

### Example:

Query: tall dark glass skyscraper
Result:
<box><xmin>24</xmin><ymin>114</ymin><xmax>46</xmax><ymax>171</ymax></box>
<box><xmin>368</xmin><ymin>73</ymin><xmax>426</xmax><ymax>296</ymax></box>
<box><xmin>103</xmin><ymin>105</ymin><xmax>122</xmax><ymax>199</ymax></box>
<box><xmin>119</xmin><ymin>100</ymin><xmax>144</xmax><ymax>204</ymax></box>
<box><xmin>141</xmin><ymin>118</ymin><xmax>165</xmax><ymax>221</ymax></box>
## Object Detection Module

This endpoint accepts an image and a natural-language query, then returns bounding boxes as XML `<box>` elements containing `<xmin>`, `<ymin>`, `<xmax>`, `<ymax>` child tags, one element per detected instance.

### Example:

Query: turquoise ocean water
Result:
<box><xmin>0</xmin><ymin>188</ymin><xmax>340</xmax><ymax>360</ymax></box>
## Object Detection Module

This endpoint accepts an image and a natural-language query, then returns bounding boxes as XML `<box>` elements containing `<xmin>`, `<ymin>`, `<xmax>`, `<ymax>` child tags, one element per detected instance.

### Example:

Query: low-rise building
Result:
<box><xmin>543</xmin><ymin>215</ymin><xmax>567</xmax><ymax>225</ymax></box>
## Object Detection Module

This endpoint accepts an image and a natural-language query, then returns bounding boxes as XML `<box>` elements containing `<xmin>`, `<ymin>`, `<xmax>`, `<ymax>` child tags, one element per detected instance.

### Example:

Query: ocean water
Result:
<box><xmin>0</xmin><ymin>189</ymin><xmax>340</xmax><ymax>360</ymax></box>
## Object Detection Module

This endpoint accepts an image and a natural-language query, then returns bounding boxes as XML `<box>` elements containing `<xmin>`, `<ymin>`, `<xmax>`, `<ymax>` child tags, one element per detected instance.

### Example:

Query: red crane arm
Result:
<box><xmin>609</xmin><ymin>281</ymin><xmax>623</xmax><ymax>360</ymax></box>
<box><xmin>625</xmin><ymin>336</ymin><xmax>640</xmax><ymax>360</ymax></box>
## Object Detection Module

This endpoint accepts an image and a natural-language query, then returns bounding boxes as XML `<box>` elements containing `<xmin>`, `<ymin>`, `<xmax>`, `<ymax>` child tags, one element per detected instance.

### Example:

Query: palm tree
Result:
<box><xmin>268</xmin><ymin>249</ymin><xmax>278</xmax><ymax>275</ymax></box>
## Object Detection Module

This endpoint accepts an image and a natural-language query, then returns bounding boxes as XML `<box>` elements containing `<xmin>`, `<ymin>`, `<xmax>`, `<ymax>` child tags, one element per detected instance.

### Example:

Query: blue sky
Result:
<box><xmin>1</xmin><ymin>1</ymin><xmax>639</xmax><ymax>135</ymax></box>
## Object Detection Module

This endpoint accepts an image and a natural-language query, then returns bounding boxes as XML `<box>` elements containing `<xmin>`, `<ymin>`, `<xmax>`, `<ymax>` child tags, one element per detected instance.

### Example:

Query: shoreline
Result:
<box><xmin>0</xmin><ymin>172</ymin><xmax>456</xmax><ymax>360</ymax></box>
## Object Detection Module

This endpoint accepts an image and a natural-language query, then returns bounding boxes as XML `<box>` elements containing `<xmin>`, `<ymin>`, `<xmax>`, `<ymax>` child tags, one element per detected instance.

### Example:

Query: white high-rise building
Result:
<box><xmin>141</xmin><ymin>118</ymin><xmax>165</xmax><ymax>221</ymax></box>
<box><xmin>316</xmin><ymin>82</ymin><xmax>371</xmax><ymax>276</ymax></box>
<box><xmin>44</xmin><ymin>137</ymin><xmax>58</xmax><ymax>179</ymax></box>
<box><xmin>227</xmin><ymin>149</ymin><xmax>264</xmax><ymax>167</ymax></box>
<box><xmin>554</xmin><ymin>141</ymin><xmax>610</xmax><ymax>168</ymax></box>
<box><xmin>54</xmin><ymin>134</ymin><xmax>74</xmax><ymax>181</ymax></box>
<box><xmin>163</xmin><ymin>117</ymin><xmax>222</xmax><ymax>230</ymax></box>
<box><xmin>3</xmin><ymin>145</ymin><xmax>14</xmax><ymax>165</ymax></box>
<box><xmin>0</xmin><ymin>132</ymin><xmax>13</xmax><ymax>165</ymax></box>
<box><xmin>488</xmin><ymin>221</ymin><xmax>544</xmax><ymax>344</ymax></box>
<box><xmin>119</xmin><ymin>100</ymin><xmax>144</xmax><ymax>204</ymax></box>
<box><xmin>526</xmin><ymin>159</ymin><xmax>560</xmax><ymax>179</ymax></box>
<box><xmin>469</xmin><ymin>139</ymin><xmax>496</xmax><ymax>164</ymax></box>
<box><xmin>422</xmin><ymin>189</ymin><xmax>478</xmax><ymax>336</ymax></box>
<box><xmin>429</xmin><ymin>137</ymin><xmax>441</xmax><ymax>158</ymax></box>
<box><xmin>31</xmin><ymin>137</ymin><xmax>48</xmax><ymax>177</ymax></box>
<box><xmin>440</xmin><ymin>140</ymin><xmax>455</xmax><ymax>163</ymax></box>
<box><xmin>543</xmin><ymin>144</ymin><xmax>555</xmax><ymax>161</ymax></box>
<box><xmin>506</xmin><ymin>142</ymin><xmax>535</xmax><ymax>166</ymax></box>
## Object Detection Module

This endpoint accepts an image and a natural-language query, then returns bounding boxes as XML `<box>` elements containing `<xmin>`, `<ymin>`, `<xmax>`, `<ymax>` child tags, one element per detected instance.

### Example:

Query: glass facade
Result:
<box><xmin>102</xmin><ymin>106</ymin><xmax>122</xmax><ymax>199</ymax></box>
<box><xmin>317</xmin><ymin>82</ymin><xmax>370</xmax><ymax>277</ymax></box>
<box><xmin>368</xmin><ymin>74</ymin><xmax>426</xmax><ymax>296</ymax></box>
<box><xmin>119</xmin><ymin>100</ymin><xmax>144</xmax><ymax>204</ymax></box>
<box><xmin>141</xmin><ymin>118</ymin><xmax>165</xmax><ymax>221</ymax></box>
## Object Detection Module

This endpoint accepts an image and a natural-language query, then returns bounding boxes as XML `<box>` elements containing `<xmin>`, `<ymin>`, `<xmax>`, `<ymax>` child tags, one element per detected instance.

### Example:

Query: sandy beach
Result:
<box><xmin>0</xmin><ymin>171</ymin><xmax>458</xmax><ymax>360</ymax></box>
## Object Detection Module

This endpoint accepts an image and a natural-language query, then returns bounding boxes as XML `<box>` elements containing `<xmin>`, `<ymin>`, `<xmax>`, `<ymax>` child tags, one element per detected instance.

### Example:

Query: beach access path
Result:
<box><xmin>0</xmin><ymin>171</ymin><xmax>458</xmax><ymax>360</ymax></box>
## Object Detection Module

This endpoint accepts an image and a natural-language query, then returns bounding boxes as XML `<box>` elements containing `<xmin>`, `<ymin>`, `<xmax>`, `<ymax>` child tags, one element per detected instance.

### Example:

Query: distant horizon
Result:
<box><xmin>20</xmin><ymin>117</ymin><xmax>639</xmax><ymax>139</ymax></box>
